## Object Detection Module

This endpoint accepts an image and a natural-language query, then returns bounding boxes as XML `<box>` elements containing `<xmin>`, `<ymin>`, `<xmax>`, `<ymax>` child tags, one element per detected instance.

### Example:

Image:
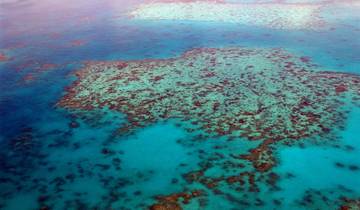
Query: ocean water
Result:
<box><xmin>0</xmin><ymin>0</ymin><xmax>360</xmax><ymax>209</ymax></box>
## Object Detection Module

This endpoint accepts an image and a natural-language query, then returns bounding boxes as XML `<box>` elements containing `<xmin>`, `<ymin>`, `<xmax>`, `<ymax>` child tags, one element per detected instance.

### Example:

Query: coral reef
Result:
<box><xmin>339</xmin><ymin>198</ymin><xmax>360</xmax><ymax>210</ymax></box>
<box><xmin>58</xmin><ymin>47</ymin><xmax>360</xmax><ymax>144</ymax></box>
<box><xmin>0</xmin><ymin>52</ymin><xmax>9</xmax><ymax>62</ymax></box>
<box><xmin>130</xmin><ymin>1</ymin><xmax>326</xmax><ymax>30</ymax></box>
<box><xmin>150</xmin><ymin>190</ymin><xmax>204</xmax><ymax>210</ymax></box>
<box><xmin>20</xmin><ymin>62</ymin><xmax>59</xmax><ymax>83</ymax></box>
<box><xmin>57</xmin><ymin>47</ymin><xmax>360</xmax><ymax>208</ymax></box>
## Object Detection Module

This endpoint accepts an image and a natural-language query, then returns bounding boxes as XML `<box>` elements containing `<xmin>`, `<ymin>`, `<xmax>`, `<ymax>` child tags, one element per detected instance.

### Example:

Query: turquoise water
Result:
<box><xmin>1</xmin><ymin>0</ymin><xmax>360</xmax><ymax>209</ymax></box>
<box><xmin>274</xmin><ymin>106</ymin><xmax>360</xmax><ymax>209</ymax></box>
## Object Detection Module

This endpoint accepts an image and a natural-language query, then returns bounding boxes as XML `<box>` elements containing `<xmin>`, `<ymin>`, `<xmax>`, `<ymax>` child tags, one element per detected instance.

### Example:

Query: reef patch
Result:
<box><xmin>0</xmin><ymin>52</ymin><xmax>10</xmax><ymax>62</ymax></box>
<box><xmin>57</xmin><ymin>47</ymin><xmax>360</xmax><ymax>208</ymax></box>
<box><xmin>129</xmin><ymin>1</ymin><xmax>326</xmax><ymax>30</ymax></box>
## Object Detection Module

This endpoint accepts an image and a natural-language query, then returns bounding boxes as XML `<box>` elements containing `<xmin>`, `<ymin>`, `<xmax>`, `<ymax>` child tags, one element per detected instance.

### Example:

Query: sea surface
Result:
<box><xmin>0</xmin><ymin>0</ymin><xmax>360</xmax><ymax>209</ymax></box>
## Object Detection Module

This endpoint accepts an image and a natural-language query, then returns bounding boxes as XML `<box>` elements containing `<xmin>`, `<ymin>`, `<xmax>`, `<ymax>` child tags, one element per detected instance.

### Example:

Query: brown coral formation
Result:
<box><xmin>339</xmin><ymin>198</ymin><xmax>360</xmax><ymax>210</ymax></box>
<box><xmin>149</xmin><ymin>190</ymin><xmax>204</xmax><ymax>210</ymax></box>
<box><xmin>240</xmin><ymin>144</ymin><xmax>275</xmax><ymax>172</ymax></box>
<box><xmin>0</xmin><ymin>52</ymin><xmax>9</xmax><ymax>62</ymax></box>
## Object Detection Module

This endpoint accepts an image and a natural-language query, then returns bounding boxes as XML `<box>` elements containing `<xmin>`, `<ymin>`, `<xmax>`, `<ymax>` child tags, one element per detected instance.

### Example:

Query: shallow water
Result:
<box><xmin>0</xmin><ymin>0</ymin><xmax>360</xmax><ymax>209</ymax></box>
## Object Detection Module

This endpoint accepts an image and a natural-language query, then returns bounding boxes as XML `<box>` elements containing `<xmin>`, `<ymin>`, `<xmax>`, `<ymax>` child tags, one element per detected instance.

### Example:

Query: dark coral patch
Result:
<box><xmin>0</xmin><ymin>52</ymin><xmax>9</xmax><ymax>62</ymax></box>
<box><xmin>150</xmin><ymin>190</ymin><xmax>204</xmax><ymax>210</ymax></box>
